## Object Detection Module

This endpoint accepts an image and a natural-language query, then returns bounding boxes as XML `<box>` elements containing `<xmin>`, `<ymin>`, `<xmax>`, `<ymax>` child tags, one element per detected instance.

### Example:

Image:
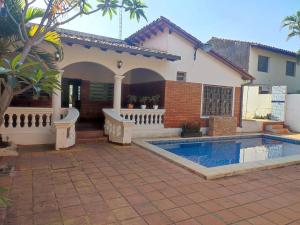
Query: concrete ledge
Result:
<box><xmin>134</xmin><ymin>134</ymin><xmax>300</xmax><ymax>180</ymax></box>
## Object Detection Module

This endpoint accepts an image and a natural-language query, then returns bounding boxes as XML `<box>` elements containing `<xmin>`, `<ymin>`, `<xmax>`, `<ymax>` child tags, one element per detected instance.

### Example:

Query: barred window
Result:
<box><xmin>257</xmin><ymin>55</ymin><xmax>269</xmax><ymax>72</ymax></box>
<box><xmin>202</xmin><ymin>85</ymin><xmax>233</xmax><ymax>116</ymax></box>
<box><xmin>176</xmin><ymin>72</ymin><xmax>186</xmax><ymax>82</ymax></box>
<box><xmin>286</xmin><ymin>61</ymin><xmax>296</xmax><ymax>77</ymax></box>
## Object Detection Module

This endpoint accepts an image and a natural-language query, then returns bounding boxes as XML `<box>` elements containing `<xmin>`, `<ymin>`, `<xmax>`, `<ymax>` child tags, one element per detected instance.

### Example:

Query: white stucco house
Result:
<box><xmin>0</xmin><ymin>17</ymin><xmax>254</xmax><ymax>149</ymax></box>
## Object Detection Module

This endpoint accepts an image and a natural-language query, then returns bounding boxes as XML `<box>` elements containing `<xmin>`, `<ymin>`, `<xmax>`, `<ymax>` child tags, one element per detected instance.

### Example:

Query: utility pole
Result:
<box><xmin>119</xmin><ymin>7</ymin><xmax>123</xmax><ymax>39</ymax></box>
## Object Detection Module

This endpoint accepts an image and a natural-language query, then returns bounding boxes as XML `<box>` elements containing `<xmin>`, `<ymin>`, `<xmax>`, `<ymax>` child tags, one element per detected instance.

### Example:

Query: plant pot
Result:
<box><xmin>127</xmin><ymin>104</ymin><xmax>134</xmax><ymax>109</ymax></box>
<box><xmin>141</xmin><ymin>105</ymin><xmax>146</xmax><ymax>109</ymax></box>
<box><xmin>153</xmin><ymin>105</ymin><xmax>158</xmax><ymax>110</ymax></box>
<box><xmin>180</xmin><ymin>132</ymin><xmax>203</xmax><ymax>138</ymax></box>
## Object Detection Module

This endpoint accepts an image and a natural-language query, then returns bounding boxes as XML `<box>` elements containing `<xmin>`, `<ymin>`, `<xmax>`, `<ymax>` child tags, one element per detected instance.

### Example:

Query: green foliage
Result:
<box><xmin>150</xmin><ymin>94</ymin><xmax>160</xmax><ymax>105</ymax></box>
<box><xmin>138</xmin><ymin>96</ymin><xmax>149</xmax><ymax>105</ymax></box>
<box><xmin>282</xmin><ymin>10</ymin><xmax>300</xmax><ymax>40</ymax></box>
<box><xmin>0</xmin><ymin>54</ymin><xmax>60</xmax><ymax>95</ymax></box>
<box><xmin>127</xmin><ymin>95</ymin><xmax>137</xmax><ymax>104</ymax></box>
<box><xmin>0</xmin><ymin>187</ymin><xmax>9</xmax><ymax>207</ymax></box>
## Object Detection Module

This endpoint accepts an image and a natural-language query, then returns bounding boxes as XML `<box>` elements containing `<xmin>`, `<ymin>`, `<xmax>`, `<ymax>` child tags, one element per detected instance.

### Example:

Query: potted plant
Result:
<box><xmin>139</xmin><ymin>96</ymin><xmax>149</xmax><ymax>109</ymax></box>
<box><xmin>181</xmin><ymin>122</ymin><xmax>202</xmax><ymax>138</ymax></box>
<box><xmin>127</xmin><ymin>95</ymin><xmax>137</xmax><ymax>109</ymax></box>
<box><xmin>151</xmin><ymin>95</ymin><xmax>160</xmax><ymax>109</ymax></box>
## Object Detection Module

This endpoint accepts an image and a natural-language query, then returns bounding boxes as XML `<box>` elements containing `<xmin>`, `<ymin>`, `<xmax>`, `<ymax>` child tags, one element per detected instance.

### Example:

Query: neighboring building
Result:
<box><xmin>1</xmin><ymin>17</ymin><xmax>253</xmax><ymax>148</ymax></box>
<box><xmin>208</xmin><ymin>37</ymin><xmax>300</xmax><ymax>93</ymax></box>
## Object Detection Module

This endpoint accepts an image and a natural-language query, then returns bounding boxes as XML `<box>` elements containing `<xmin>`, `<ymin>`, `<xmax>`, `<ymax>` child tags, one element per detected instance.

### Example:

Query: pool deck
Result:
<box><xmin>1</xmin><ymin>142</ymin><xmax>300</xmax><ymax>225</ymax></box>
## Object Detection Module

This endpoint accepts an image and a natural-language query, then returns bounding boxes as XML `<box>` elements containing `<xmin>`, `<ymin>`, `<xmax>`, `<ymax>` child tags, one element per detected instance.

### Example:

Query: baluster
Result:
<box><xmin>8</xmin><ymin>114</ymin><xmax>12</xmax><ymax>128</ymax></box>
<box><xmin>23</xmin><ymin>113</ymin><xmax>28</xmax><ymax>128</ymax></box>
<box><xmin>35</xmin><ymin>114</ymin><xmax>40</xmax><ymax>127</ymax></box>
<box><xmin>46</xmin><ymin>113</ymin><xmax>51</xmax><ymax>127</ymax></box>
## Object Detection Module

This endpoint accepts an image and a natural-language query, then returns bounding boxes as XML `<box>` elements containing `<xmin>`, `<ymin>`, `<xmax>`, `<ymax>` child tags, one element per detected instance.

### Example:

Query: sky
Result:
<box><xmin>37</xmin><ymin>0</ymin><xmax>299</xmax><ymax>52</ymax></box>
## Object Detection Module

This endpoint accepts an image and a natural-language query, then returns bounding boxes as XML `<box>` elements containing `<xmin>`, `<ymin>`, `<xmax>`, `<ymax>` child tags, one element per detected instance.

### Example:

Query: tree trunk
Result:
<box><xmin>0</xmin><ymin>80</ymin><xmax>13</xmax><ymax>128</ymax></box>
<box><xmin>19</xmin><ymin>42</ymin><xmax>33</xmax><ymax>64</ymax></box>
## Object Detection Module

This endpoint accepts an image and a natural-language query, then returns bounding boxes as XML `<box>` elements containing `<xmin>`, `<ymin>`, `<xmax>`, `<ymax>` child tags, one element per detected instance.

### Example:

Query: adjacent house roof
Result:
<box><xmin>57</xmin><ymin>27</ymin><xmax>181</xmax><ymax>61</ymax></box>
<box><xmin>126</xmin><ymin>17</ymin><xmax>254</xmax><ymax>80</ymax></box>
<box><xmin>209</xmin><ymin>37</ymin><xmax>298</xmax><ymax>58</ymax></box>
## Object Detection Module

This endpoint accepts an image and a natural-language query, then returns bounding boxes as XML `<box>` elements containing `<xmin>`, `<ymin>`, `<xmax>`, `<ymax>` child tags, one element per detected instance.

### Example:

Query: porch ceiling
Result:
<box><xmin>58</xmin><ymin>28</ymin><xmax>181</xmax><ymax>62</ymax></box>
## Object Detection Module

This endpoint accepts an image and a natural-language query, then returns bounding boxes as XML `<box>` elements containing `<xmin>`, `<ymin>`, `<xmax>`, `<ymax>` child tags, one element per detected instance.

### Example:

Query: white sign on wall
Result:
<box><xmin>271</xmin><ymin>86</ymin><xmax>287</xmax><ymax>121</ymax></box>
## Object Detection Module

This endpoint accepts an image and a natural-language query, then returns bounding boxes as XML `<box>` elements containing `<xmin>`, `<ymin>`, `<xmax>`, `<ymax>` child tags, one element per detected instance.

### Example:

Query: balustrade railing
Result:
<box><xmin>103</xmin><ymin>109</ymin><xmax>135</xmax><ymax>144</ymax></box>
<box><xmin>120</xmin><ymin>109</ymin><xmax>165</xmax><ymax>128</ymax></box>
<box><xmin>1</xmin><ymin>107</ymin><xmax>53</xmax><ymax>129</ymax></box>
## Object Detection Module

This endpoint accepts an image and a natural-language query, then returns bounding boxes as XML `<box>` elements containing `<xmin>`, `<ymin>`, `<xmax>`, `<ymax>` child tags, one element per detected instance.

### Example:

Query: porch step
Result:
<box><xmin>76</xmin><ymin>130</ymin><xmax>107</xmax><ymax>144</ymax></box>
<box><xmin>265</xmin><ymin>124</ymin><xmax>290</xmax><ymax>135</ymax></box>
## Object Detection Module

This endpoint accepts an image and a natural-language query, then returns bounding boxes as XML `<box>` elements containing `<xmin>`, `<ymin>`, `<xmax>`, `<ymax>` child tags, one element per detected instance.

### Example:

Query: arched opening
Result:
<box><xmin>62</xmin><ymin>62</ymin><xmax>115</xmax><ymax>130</ymax></box>
<box><xmin>122</xmin><ymin>68</ymin><xmax>165</xmax><ymax>109</ymax></box>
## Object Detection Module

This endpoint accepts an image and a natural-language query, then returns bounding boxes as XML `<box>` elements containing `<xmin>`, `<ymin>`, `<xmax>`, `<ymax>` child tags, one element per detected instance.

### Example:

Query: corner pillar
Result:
<box><xmin>52</xmin><ymin>70</ymin><xmax>63</xmax><ymax>121</ymax></box>
<box><xmin>113</xmin><ymin>74</ymin><xmax>125</xmax><ymax>114</ymax></box>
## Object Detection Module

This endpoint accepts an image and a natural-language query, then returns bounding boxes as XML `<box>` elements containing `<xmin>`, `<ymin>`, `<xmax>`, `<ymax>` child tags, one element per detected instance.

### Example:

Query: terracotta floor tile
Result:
<box><xmin>181</xmin><ymin>204</ymin><xmax>207</xmax><ymax>217</ymax></box>
<box><xmin>163</xmin><ymin>207</ymin><xmax>190</xmax><ymax>223</ymax></box>
<box><xmin>144</xmin><ymin>212</ymin><xmax>173</xmax><ymax>225</ymax></box>
<box><xmin>152</xmin><ymin>199</ymin><xmax>177</xmax><ymax>211</ymax></box>
<box><xmin>3</xmin><ymin>143</ymin><xmax>300</xmax><ymax>225</ymax></box>
<box><xmin>133</xmin><ymin>202</ymin><xmax>159</xmax><ymax>216</ymax></box>
<box><xmin>175</xmin><ymin>218</ymin><xmax>201</xmax><ymax>225</ymax></box>
<box><xmin>195</xmin><ymin>214</ymin><xmax>226</xmax><ymax>225</ymax></box>
<box><xmin>112</xmin><ymin>206</ymin><xmax>139</xmax><ymax>221</ymax></box>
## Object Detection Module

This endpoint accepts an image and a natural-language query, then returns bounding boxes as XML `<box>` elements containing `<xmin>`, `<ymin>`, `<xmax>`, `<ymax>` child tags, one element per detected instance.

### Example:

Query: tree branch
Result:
<box><xmin>13</xmin><ymin>84</ymin><xmax>33</xmax><ymax>96</ymax></box>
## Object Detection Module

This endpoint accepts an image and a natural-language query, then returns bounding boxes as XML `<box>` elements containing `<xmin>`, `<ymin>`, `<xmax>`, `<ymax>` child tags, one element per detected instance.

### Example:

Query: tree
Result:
<box><xmin>0</xmin><ymin>0</ymin><xmax>147</xmax><ymax>127</ymax></box>
<box><xmin>282</xmin><ymin>10</ymin><xmax>300</xmax><ymax>40</ymax></box>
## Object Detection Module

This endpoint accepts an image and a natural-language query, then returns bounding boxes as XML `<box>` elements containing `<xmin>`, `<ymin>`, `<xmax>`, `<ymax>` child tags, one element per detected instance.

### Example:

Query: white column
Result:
<box><xmin>52</xmin><ymin>70</ymin><xmax>63</xmax><ymax>121</ymax></box>
<box><xmin>113</xmin><ymin>75</ymin><xmax>125</xmax><ymax>114</ymax></box>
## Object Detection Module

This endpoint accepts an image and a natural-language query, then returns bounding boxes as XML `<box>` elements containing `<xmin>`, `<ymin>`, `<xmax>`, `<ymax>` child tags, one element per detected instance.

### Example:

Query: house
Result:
<box><xmin>0</xmin><ymin>17</ymin><xmax>254</xmax><ymax>149</ymax></box>
<box><xmin>208</xmin><ymin>37</ymin><xmax>300</xmax><ymax>94</ymax></box>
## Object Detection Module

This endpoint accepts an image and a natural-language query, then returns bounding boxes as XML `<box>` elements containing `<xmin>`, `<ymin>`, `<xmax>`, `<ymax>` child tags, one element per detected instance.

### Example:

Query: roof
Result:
<box><xmin>126</xmin><ymin>17</ymin><xmax>254</xmax><ymax>80</ymax></box>
<box><xmin>210</xmin><ymin>37</ymin><xmax>297</xmax><ymax>58</ymax></box>
<box><xmin>57</xmin><ymin>27</ymin><xmax>181</xmax><ymax>61</ymax></box>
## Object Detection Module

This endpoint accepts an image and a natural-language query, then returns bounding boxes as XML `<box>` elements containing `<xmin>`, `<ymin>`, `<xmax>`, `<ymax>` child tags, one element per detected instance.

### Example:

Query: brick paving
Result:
<box><xmin>1</xmin><ymin>143</ymin><xmax>300</xmax><ymax>225</ymax></box>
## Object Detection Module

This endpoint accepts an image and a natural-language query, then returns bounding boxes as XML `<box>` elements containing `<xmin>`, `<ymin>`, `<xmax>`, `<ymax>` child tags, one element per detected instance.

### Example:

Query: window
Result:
<box><xmin>202</xmin><ymin>85</ymin><xmax>233</xmax><ymax>116</ymax></box>
<box><xmin>89</xmin><ymin>83</ymin><xmax>114</xmax><ymax>101</ymax></box>
<box><xmin>286</xmin><ymin>61</ymin><xmax>296</xmax><ymax>77</ymax></box>
<box><xmin>259</xmin><ymin>85</ymin><xmax>271</xmax><ymax>94</ymax></box>
<box><xmin>176</xmin><ymin>72</ymin><xmax>186</xmax><ymax>82</ymax></box>
<box><xmin>257</xmin><ymin>55</ymin><xmax>269</xmax><ymax>72</ymax></box>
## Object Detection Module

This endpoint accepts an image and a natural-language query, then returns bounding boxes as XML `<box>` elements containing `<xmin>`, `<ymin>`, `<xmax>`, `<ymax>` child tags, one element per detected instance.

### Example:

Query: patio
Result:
<box><xmin>1</xmin><ymin>143</ymin><xmax>300</xmax><ymax>225</ymax></box>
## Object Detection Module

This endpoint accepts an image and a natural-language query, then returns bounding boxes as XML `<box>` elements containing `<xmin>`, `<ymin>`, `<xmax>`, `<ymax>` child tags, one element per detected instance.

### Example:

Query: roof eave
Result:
<box><xmin>61</xmin><ymin>37</ymin><xmax>181</xmax><ymax>62</ymax></box>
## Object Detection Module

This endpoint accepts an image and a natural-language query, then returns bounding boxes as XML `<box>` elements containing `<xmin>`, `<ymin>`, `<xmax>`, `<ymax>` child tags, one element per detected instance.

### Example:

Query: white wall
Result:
<box><xmin>242</xmin><ymin>86</ymin><xmax>272</xmax><ymax>119</ymax></box>
<box><xmin>248</xmin><ymin>47</ymin><xmax>300</xmax><ymax>94</ymax></box>
<box><xmin>286</xmin><ymin>94</ymin><xmax>300</xmax><ymax>132</ymax></box>
<box><xmin>140</xmin><ymin>29</ymin><xmax>245</xmax><ymax>87</ymax></box>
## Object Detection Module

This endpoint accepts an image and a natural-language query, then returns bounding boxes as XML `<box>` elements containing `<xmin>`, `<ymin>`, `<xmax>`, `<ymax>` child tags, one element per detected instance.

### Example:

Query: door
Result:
<box><xmin>61</xmin><ymin>78</ymin><xmax>81</xmax><ymax>110</ymax></box>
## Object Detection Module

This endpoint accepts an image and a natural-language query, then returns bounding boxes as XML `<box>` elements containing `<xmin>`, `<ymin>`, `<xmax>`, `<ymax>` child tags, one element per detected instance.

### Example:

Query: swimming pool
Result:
<box><xmin>150</xmin><ymin>136</ymin><xmax>300</xmax><ymax>168</ymax></box>
<box><xmin>135</xmin><ymin>135</ymin><xmax>300</xmax><ymax>179</ymax></box>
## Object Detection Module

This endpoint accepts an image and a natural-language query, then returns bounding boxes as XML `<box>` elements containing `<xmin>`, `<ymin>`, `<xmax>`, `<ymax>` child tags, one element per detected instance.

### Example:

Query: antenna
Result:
<box><xmin>119</xmin><ymin>7</ymin><xmax>123</xmax><ymax>39</ymax></box>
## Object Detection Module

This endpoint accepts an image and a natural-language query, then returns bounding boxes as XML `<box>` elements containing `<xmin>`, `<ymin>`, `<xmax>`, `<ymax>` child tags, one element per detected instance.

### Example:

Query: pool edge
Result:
<box><xmin>133</xmin><ymin>134</ymin><xmax>300</xmax><ymax>180</ymax></box>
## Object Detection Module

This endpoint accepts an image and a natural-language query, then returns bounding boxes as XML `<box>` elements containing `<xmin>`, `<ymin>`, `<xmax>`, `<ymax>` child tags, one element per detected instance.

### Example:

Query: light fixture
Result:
<box><xmin>117</xmin><ymin>60</ymin><xmax>123</xmax><ymax>69</ymax></box>
<box><xmin>55</xmin><ymin>52</ymin><xmax>60</xmax><ymax>61</ymax></box>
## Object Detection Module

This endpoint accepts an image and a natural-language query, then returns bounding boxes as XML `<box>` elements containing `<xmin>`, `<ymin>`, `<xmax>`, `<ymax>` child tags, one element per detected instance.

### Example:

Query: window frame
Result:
<box><xmin>176</xmin><ymin>71</ymin><xmax>187</xmax><ymax>82</ymax></box>
<box><xmin>257</xmin><ymin>55</ymin><xmax>269</xmax><ymax>73</ymax></box>
<box><xmin>201</xmin><ymin>85</ymin><xmax>234</xmax><ymax>117</ymax></box>
<box><xmin>286</xmin><ymin>61</ymin><xmax>296</xmax><ymax>77</ymax></box>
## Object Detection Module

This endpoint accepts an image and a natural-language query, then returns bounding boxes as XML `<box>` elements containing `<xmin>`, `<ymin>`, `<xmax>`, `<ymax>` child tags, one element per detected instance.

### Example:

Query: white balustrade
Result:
<box><xmin>53</xmin><ymin>108</ymin><xmax>79</xmax><ymax>150</ymax></box>
<box><xmin>120</xmin><ymin>109</ymin><xmax>165</xmax><ymax>128</ymax></box>
<box><xmin>103</xmin><ymin>108</ymin><xmax>135</xmax><ymax>144</ymax></box>
<box><xmin>1</xmin><ymin>107</ymin><xmax>53</xmax><ymax>130</ymax></box>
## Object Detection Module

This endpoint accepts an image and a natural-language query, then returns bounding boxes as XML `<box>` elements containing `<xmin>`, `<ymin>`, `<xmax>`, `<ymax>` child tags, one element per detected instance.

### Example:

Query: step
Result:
<box><xmin>76</xmin><ymin>137</ymin><xmax>107</xmax><ymax>144</ymax></box>
<box><xmin>269</xmin><ymin>124</ymin><xmax>284</xmax><ymax>129</ymax></box>
<box><xmin>269</xmin><ymin>128</ymin><xmax>290</xmax><ymax>135</ymax></box>
<box><xmin>76</xmin><ymin>130</ymin><xmax>104</xmax><ymax>139</ymax></box>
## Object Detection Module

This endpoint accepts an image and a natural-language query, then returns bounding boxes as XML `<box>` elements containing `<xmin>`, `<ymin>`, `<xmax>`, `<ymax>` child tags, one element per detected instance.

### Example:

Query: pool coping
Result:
<box><xmin>133</xmin><ymin>133</ymin><xmax>300</xmax><ymax>180</ymax></box>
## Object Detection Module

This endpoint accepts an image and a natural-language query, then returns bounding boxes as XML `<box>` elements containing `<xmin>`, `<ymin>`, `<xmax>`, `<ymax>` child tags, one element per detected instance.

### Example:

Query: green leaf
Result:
<box><xmin>18</xmin><ymin>61</ymin><xmax>41</xmax><ymax>71</ymax></box>
<box><xmin>11</xmin><ymin>54</ymin><xmax>22</xmax><ymax>69</ymax></box>
<box><xmin>25</xmin><ymin>7</ymin><xmax>45</xmax><ymax>23</ymax></box>
<box><xmin>0</xmin><ymin>67</ymin><xmax>12</xmax><ymax>74</ymax></box>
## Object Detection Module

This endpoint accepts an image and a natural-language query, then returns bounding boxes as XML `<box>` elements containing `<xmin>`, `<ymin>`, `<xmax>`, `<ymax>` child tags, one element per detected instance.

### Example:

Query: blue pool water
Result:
<box><xmin>150</xmin><ymin>136</ymin><xmax>300</xmax><ymax>168</ymax></box>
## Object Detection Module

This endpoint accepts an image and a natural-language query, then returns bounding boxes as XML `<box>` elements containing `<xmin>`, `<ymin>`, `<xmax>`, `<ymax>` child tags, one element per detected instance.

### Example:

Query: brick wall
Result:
<box><xmin>234</xmin><ymin>87</ymin><xmax>241</xmax><ymax>127</ymax></box>
<box><xmin>208</xmin><ymin>116</ymin><xmax>237</xmax><ymax>136</ymax></box>
<box><xmin>164</xmin><ymin>81</ymin><xmax>202</xmax><ymax>128</ymax></box>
